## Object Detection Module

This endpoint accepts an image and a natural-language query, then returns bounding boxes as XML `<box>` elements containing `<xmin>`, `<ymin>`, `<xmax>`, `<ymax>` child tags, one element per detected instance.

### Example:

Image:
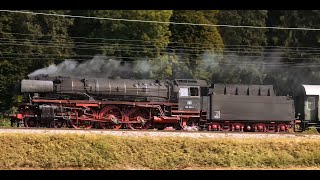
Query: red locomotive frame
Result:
<box><xmin>12</xmin><ymin>98</ymin><xmax>206</xmax><ymax>130</ymax></box>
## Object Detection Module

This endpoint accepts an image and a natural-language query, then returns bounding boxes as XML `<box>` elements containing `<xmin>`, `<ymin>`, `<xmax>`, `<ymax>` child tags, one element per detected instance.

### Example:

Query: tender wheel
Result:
<box><xmin>277</xmin><ymin>124</ymin><xmax>288</xmax><ymax>132</ymax></box>
<box><xmin>208</xmin><ymin>123</ymin><xmax>221</xmax><ymax>131</ymax></box>
<box><xmin>254</xmin><ymin>123</ymin><xmax>266</xmax><ymax>132</ymax></box>
<box><xmin>220</xmin><ymin>123</ymin><xmax>230</xmax><ymax>131</ymax></box>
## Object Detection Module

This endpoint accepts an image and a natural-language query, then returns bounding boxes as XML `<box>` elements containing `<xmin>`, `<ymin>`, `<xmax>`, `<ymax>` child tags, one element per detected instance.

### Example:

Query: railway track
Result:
<box><xmin>0</xmin><ymin>127</ymin><xmax>319</xmax><ymax>139</ymax></box>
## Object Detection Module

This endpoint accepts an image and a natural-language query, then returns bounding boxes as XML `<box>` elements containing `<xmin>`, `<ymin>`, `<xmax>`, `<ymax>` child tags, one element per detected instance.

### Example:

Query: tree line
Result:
<box><xmin>1</xmin><ymin>10</ymin><xmax>320</xmax><ymax>113</ymax></box>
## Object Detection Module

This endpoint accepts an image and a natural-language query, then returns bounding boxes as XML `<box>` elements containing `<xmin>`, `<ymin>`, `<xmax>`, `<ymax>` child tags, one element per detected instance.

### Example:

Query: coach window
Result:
<box><xmin>190</xmin><ymin>87</ymin><xmax>199</xmax><ymax>96</ymax></box>
<box><xmin>307</xmin><ymin>97</ymin><xmax>316</xmax><ymax>110</ymax></box>
<box><xmin>179</xmin><ymin>87</ymin><xmax>189</xmax><ymax>97</ymax></box>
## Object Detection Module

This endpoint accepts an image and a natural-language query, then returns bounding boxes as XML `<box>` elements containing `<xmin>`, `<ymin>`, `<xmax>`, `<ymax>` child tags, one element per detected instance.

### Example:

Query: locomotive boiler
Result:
<box><xmin>22</xmin><ymin>74</ymin><xmax>169</xmax><ymax>102</ymax></box>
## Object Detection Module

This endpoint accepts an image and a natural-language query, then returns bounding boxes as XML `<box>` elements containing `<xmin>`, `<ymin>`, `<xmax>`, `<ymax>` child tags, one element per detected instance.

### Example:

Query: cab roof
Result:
<box><xmin>174</xmin><ymin>79</ymin><xmax>208</xmax><ymax>86</ymax></box>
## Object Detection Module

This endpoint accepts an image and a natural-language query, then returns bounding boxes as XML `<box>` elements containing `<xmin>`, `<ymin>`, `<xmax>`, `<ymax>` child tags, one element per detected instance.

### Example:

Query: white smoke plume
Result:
<box><xmin>28</xmin><ymin>55</ymin><xmax>151</xmax><ymax>79</ymax></box>
<box><xmin>27</xmin><ymin>50</ymin><xmax>316</xmax><ymax>96</ymax></box>
<box><xmin>202</xmin><ymin>50</ymin><xmax>221</xmax><ymax>69</ymax></box>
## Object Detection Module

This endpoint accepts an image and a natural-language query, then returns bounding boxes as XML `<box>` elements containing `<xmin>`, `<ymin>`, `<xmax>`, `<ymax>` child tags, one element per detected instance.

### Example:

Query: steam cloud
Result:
<box><xmin>27</xmin><ymin>50</ymin><xmax>317</xmax><ymax>96</ymax></box>
<box><xmin>28</xmin><ymin>55</ymin><xmax>152</xmax><ymax>79</ymax></box>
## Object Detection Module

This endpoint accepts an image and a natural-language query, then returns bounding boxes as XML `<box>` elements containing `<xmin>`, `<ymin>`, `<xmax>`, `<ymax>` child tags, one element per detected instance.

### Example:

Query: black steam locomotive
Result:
<box><xmin>10</xmin><ymin>74</ymin><xmax>320</xmax><ymax>133</ymax></box>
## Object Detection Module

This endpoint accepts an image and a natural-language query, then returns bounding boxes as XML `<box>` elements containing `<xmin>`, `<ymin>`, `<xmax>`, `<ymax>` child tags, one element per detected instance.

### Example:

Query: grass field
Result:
<box><xmin>0</xmin><ymin>133</ymin><xmax>320</xmax><ymax>170</ymax></box>
<box><xmin>0</xmin><ymin>118</ymin><xmax>11</xmax><ymax>127</ymax></box>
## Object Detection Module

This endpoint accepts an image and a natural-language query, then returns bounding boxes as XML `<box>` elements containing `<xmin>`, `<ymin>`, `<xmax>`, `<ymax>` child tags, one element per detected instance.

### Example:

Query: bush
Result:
<box><xmin>0</xmin><ymin>117</ymin><xmax>11</xmax><ymax>127</ymax></box>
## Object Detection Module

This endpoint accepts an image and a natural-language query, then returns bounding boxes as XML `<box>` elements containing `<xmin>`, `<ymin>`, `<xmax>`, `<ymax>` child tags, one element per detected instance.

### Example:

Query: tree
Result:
<box><xmin>211</xmin><ymin>55</ymin><xmax>265</xmax><ymax>85</ymax></box>
<box><xmin>217</xmin><ymin>10</ymin><xmax>268</xmax><ymax>56</ymax></box>
<box><xmin>10</xmin><ymin>10</ymin><xmax>74</xmax><ymax>72</ymax></box>
<box><xmin>71</xmin><ymin>10</ymin><xmax>173</xmax><ymax>60</ymax></box>
<box><xmin>0</xmin><ymin>10</ymin><xmax>74</xmax><ymax>112</ymax></box>
<box><xmin>213</xmin><ymin>10</ymin><xmax>268</xmax><ymax>85</ymax></box>
<box><xmin>169</xmin><ymin>10</ymin><xmax>224</xmax><ymax>80</ymax></box>
<box><xmin>265</xmin><ymin>10</ymin><xmax>320</xmax><ymax>95</ymax></box>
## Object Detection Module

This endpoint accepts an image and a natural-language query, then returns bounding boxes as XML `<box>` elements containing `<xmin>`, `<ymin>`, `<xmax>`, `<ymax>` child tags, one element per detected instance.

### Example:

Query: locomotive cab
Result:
<box><xmin>173</xmin><ymin>79</ymin><xmax>209</xmax><ymax>111</ymax></box>
<box><xmin>178</xmin><ymin>86</ymin><xmax>200</xmax><ymax>110</ymax></box>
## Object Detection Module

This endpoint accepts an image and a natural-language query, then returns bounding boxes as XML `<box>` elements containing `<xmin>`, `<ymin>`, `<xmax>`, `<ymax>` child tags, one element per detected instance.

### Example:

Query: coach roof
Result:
<box><xmin>301</xmin><ymin>85</ymin><xmax>320</xmax><ymax>96</ymax></box>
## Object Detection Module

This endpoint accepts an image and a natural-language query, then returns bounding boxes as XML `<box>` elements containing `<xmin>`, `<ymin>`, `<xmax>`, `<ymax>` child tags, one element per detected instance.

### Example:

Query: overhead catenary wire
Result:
<box><xmin>3</xmin><ymin>37</ymin><xmax>320</xmax><ymax>55</ymax></box>
<box><xmin>1</xmin><ymin>10</ymin><xmax>320</xmax><ymax>53</ymax></box>
<box><xmin>1</xmin><ymin>51</ymin><xmax>320</xmax><ymax>67</ymax></box>
<box><xmin>1</xmin><ymin>10</ymin><xmax>320</xmax><ymax>31</ymax></box>
<box><xmin>2</xmin><ymin>39</ymin><xmax>320</xmax><ymax>58</ymax></box>
<box><xmin>1</xmin><ymin>31</ymin><xmax>319</xmax><ymax>56</ymax></box>
<box><xmin>1</xmin><ymin>56</ymin><xmax>320</xmax><ymax>68</ymax></box>
<box><xmin>0</xmin><ymin>10</ymin><xmax>320</xmax><ymax>68</ymax></box>
<box><xmin>0</xmin><ymin>44</ymin><xmax>316</xmax><ymax>61</ymax></box>
<box><xmin>0</xmin><ymin>31</ymin><xmax>312</xmax><ymax>51</ymax></box>
<box><xmin>1</xmin><ymin>37</ymin><xmax>320</xmax><ymax>58</ymax></box>
<box><xmin>1</xmin><ymin>44</ymin><xmax>320</xmax><ymax>68</ymax></box>
<box><xmin>2</xmin><ymin>32</ymin><xmax>320</xmax><ymax>53</ymax></box>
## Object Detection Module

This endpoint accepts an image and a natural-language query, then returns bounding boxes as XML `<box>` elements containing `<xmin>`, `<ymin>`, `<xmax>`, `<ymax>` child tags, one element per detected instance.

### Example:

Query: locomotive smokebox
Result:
<box><xmin>21</xmin><ymin>80</ymin><xmax>54</xmax><ymax>93</ymax></box>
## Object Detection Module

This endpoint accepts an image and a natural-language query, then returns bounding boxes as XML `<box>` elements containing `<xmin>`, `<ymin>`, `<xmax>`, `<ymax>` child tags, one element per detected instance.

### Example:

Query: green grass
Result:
<box><xmin>0</xmin><ymin>118</ymin><xmax>11</xmax><ymax>127</ymax></box>
<box><xmin>1</xmin><ymin>133</ymin><xmax>320</xmax><ymax>169</ymax></box>
<box><xmin>302</xmin><ymin>128</ymin><xmax>319</xmax><ymax>134</ymax></box>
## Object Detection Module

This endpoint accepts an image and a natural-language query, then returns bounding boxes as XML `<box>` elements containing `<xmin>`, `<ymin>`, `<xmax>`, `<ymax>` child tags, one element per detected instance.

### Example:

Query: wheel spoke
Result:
<box><xmin>127</xmin><ymin>108</ymin><xmax>151</xmax><ymax>130</ymax></box>
<box><xmin>99</xmin><ymin>106</ymin><xmax>123</xmax><ymax>129</ymax></box>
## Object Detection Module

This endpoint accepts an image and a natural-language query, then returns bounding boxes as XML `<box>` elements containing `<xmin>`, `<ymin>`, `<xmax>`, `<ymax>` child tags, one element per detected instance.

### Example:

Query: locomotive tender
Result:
<box><xmin>10</xmin><ymin>74</ymin><xmax>319</xmax><ymax>132</ymax></box>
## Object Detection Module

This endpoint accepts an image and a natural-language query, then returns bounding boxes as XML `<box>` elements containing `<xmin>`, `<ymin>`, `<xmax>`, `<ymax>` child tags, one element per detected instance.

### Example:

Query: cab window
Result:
<box><xmin>179</xmin><ymin>88</ymin><xmax>189</xmax><ymax>97</ymax></box>
<box><xmin>190</xmin><ymin>87</ymin><xmax>199</xmax><ymax>96</ymax></box>
<box><xmin>307</xmin><ymin>97</ymin><xmax>316</xmax><ymax>110</ymax></box>
<box><xmin>179</xmin><ymin>87</ymin><xmax>199</xmax><ymax>97</ymax></box>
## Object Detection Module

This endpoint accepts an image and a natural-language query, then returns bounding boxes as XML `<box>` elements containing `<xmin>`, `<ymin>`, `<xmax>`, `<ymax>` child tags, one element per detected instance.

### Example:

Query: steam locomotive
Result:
<box><xmin>10</xmin><ymin>74</ymin><xmax>320</xmax><ymax>133</ymax></box>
